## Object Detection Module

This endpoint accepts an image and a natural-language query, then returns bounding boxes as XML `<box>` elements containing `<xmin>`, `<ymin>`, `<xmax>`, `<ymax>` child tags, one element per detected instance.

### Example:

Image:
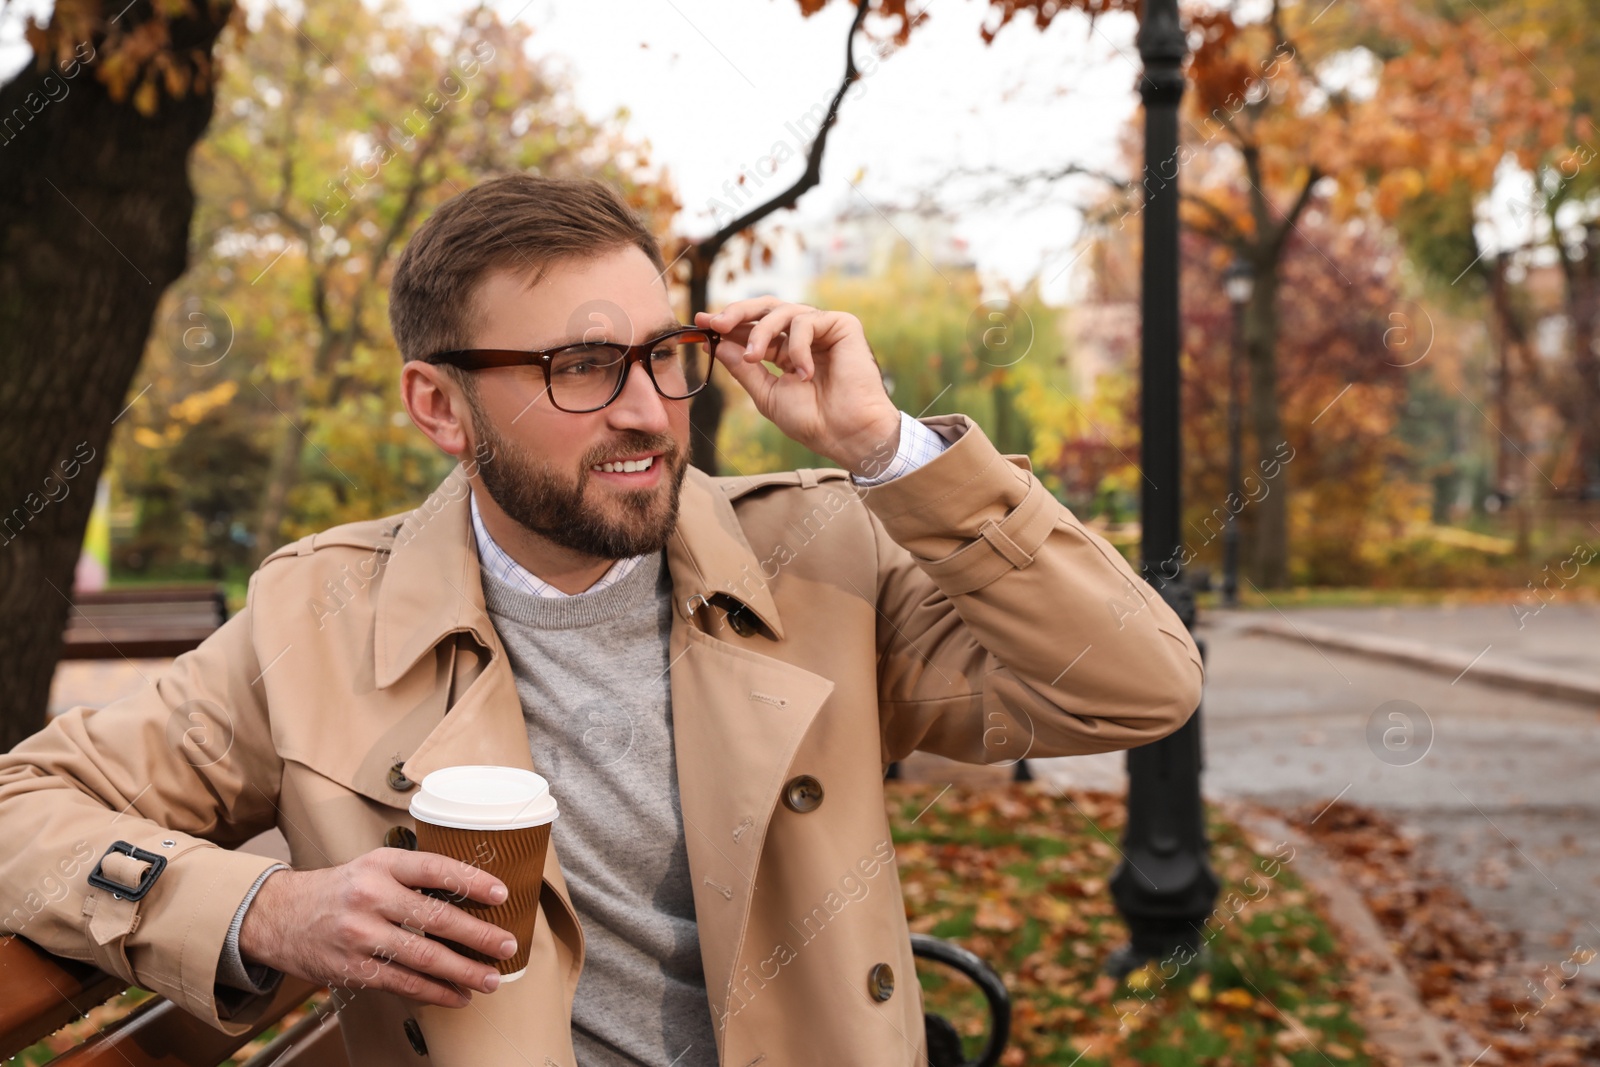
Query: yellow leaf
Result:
<box><xmin>133</xmin><ymin>79</ymin><xmax>159</xmax><ymax>117</ymax></box>
<box><xmin>1189</xmin><ymin>973</ymin><xmax>1212</xmax><ymax>1003</ymax></box>
<box><xmin>1214</xmin><ymin>987</ymin><xmax>1254</xmax><ymax>1009</ymax></box>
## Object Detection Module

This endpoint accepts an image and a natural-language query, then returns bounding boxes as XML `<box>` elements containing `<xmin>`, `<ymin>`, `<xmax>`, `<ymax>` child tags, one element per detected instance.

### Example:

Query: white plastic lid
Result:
<box><xmin>408</xmin><ymin>766</ymin><xmax>559</xmax><ymax>830</ymax></box>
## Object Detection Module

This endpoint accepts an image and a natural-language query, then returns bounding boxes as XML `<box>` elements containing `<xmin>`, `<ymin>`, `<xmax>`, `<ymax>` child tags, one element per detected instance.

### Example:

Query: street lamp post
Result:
<box><xmin>1222</xmin><ymin>259</ymin><xmax>1254</xmax><ymax>609</ymax></box>
<box><xmin>1106</xmin><ymin>0</ymin><xmax>1221</xmax><ymax>979</ymax></box>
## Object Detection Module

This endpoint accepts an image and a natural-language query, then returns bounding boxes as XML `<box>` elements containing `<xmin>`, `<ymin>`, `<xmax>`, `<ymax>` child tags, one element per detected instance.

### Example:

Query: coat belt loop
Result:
<box><xmin>80</xmin><ymin>891</ymin><xmax>141</xmax><ymax>979</ymax></box>
<box><xmin>979</xmin><ymin>517</ymin><xmax>1035</xmax><ymax>569</ymax></box>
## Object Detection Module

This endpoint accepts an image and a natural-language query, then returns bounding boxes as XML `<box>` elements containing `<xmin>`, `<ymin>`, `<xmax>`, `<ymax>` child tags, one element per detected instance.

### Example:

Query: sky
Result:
<box><xmin>412</xmin><ymin>0</ymin><xmax>1147</xmax><ymax>302</ymax></box>
<box><xmin>1</xmin><ymin>0</ymin><xmax>1151</xmax><ymax>301</ymax></box>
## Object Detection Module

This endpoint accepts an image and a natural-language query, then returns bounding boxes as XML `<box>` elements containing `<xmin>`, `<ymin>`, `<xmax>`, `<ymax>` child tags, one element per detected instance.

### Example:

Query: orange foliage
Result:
<box><xmin>25</xmin><ymin>0</ymin><xmax>237</xmax><ymax>115</ymax></box>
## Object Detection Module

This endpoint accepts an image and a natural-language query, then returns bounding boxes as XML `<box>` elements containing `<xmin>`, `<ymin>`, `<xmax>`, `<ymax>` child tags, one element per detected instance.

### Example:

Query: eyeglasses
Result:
<box><xmin>424</xmin><ymin>326</ymin><xmax>720</xmax><ymax>413</ymax></box>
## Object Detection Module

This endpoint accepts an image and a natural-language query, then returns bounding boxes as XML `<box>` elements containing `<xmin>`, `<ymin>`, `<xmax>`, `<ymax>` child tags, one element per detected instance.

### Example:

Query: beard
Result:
<box><xmin>465</xmin><ymin>393</ymin><xmax>687</xmax><ymax>561</ymax></box>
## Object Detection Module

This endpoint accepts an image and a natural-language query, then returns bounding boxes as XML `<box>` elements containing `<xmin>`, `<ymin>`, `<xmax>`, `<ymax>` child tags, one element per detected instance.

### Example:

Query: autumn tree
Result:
<box><xmin>0</xmin><ymin>0</ymin><xmax>239</xmax><ymax>750</ymax></box>
<box><xmin>812</xmin><ymin>0</ymin><xmax>1558</xmax><ymax>586</ymax></box>
<box><xmin>115</xmin><ymin>0</ymin><xmax>679</xmax><ymax>572</ymax></box>
<box><xmin>1389</xmin><ymin>0</ymin><xmax>1593</xmax><ymax>502</ymax></box>
<box><xmin>1143</xmin><ymin>1</ymin><xmax>1548</xmax><ymax>584</ymax></box>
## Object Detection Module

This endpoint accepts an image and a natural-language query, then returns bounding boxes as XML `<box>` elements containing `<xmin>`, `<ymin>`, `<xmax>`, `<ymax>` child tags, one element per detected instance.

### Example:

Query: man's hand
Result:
<box><xmin>695</xmin><ymin>299</ymin><xmax>902</xmax><ymax>479</ymax></box>
<box><xmin>237</xmin><ymin>848</ymin><xmax>518</xmax><ymax>1008</ymax></box>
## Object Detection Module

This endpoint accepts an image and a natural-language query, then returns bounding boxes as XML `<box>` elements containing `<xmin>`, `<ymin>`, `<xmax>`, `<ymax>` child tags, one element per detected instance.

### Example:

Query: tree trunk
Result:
<box><xmin>251</xmin><ymin>377</ymin><xmax>306</xmax><ymax>566</ymax></box>
<box><xmin>1567</xmin><ymin>225</ymin><xmax>1600</xmax><ymax>496</ymax></box>
<box><xmin>1244</xmin><ymin>268</ymin><xmax>1290</xmax><ymax>588</ymax></box>
<box><xmin>686</xmin><ymin>255</ymin><xmax>724</xmax><ymax>475</ymax></box>
<box><xmin>0</xmin><ymin>5</ymin><xmax>232</xmax><ymax>750</ymax></box>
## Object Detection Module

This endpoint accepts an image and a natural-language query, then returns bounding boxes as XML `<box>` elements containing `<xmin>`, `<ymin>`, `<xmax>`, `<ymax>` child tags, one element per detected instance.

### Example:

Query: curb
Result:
<box><xmin>1222</xmin><ymin>802</ymin><xmax>1457</xmax><ymax>1067</ymax></box>
<box><xmin>1231</xmin><ymin>616</ymin><xmax>1600</xmax><ymax>707</ymax></box>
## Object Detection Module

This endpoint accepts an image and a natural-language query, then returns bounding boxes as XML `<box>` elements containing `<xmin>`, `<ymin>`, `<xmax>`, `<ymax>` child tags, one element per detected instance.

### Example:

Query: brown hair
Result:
<box><xmin>389</xmin><ymin>174</ymin><xmax>668</xmax><ymax>367</ymax></box>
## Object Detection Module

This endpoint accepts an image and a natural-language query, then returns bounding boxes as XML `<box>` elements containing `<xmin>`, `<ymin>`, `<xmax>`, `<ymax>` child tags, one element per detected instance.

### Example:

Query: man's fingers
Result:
<box><xmin>384</xmin><ymin>849</ymin><xmax>506</xmax><ymax>906</ymax></box>
<box><xmin>744</xmin><ymin>306</ymin><xmax>807</xmax><ymax>366</ymax></box>
<box><xmin>714</xmin><ymin>337</ymin><xmax>779</xmax><ymax>403</ymax></box>
<box><xmin>378</xmin><ymin>921</ymin><xmax>503</xmax><ymax>996</ymax></box>
<box><xmin>709</xmin><ymin>301</ymin><xmax>818</xmax><ymax>361</ymax></box>
<box><xmin>351</xmin><ymin>954</ymin><xmax>474</xmax><ymax>1009</ymax></box>
<box><xmin>704</xmin><ymin>296</ymin><xmax>786</xmax><ymax>333</ymax></box>
<box><xmin>388</xmin><ymin>888</ymin><xmax>518</xmax><ymax>963</ymax></box>
<box><xmin>784</xmin><ymin>315</ymin><xmax>816</xmax><ymax>381</ymax></box>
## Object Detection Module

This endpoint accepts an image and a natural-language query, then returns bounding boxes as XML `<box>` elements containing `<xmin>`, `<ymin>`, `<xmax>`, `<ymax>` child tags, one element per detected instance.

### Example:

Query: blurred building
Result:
<box><xmin>708</xmin><ymin>197</ymin><xmax>977</xmax><ymax>305</ymax></box>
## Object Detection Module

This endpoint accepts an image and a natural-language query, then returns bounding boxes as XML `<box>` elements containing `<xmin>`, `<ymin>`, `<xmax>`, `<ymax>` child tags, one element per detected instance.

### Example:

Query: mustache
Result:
<box><xmin>581</xmin><ymin>434</ymin><xmax>679</xmax><ymax>468</ymax></box>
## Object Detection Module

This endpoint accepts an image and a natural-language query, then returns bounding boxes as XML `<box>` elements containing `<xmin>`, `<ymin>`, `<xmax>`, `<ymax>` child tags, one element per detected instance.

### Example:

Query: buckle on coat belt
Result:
<box><xmin>87</xmin><ymin>841</ymin><xmax>168</xmax><ymax>901</ymax></box>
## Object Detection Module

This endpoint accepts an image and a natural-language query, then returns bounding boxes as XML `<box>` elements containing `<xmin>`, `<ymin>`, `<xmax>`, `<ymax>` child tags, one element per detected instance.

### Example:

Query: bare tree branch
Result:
<box><xmin>694</xmin><ymin>0</ymin><xmax>872</xmax><ymax>257</ymax></box>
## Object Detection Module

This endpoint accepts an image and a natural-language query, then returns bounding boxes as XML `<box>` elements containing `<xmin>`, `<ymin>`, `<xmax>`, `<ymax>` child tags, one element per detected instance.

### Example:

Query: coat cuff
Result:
<box><xmin>854</xmin><ymin>413</ymin><xmax>1046</xmax><ymax>590</ymax></box>
<box><xmin>106</xmin><ymin>836</ymin><xmax>288</xmax><ymax>1033</ymax></box>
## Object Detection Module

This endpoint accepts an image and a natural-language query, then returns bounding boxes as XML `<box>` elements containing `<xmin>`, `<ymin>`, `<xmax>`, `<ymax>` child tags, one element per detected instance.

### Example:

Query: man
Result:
<box><xmin>0</xmin><ymin>175</ymin><xmax>1202</xmax><ymax>1066</ymax></box>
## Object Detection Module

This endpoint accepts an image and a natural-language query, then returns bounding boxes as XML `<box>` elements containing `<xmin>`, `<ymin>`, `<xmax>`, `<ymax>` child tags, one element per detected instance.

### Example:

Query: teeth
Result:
<box><xmin>592</xmin><ymin>455</ymin><xmax>655</xmax><ymax>474</ymax></box>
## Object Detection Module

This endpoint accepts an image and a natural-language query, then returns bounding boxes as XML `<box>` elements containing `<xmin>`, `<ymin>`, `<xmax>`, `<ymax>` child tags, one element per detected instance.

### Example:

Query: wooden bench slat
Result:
<box><xmin>0</xmin><ymin>938</ymin><xmax>127</xmax><ymax>1061</ymax></box>
<box><xmin>64</xmin><ymin>623</ymin><xmax>220</xmax><ymax>639</ymax></box>
<box><xmin>71</xmin><ymin>589</ymin><xmax>227</xmax><ymax>607</ymax></box>
<box><xmin>68</xmin><ymin>608</ymin><xmax>223</xmax><ymax>625</ymax></box>
<box><xmin>239</xmin><ymin>1002</ymin><xmax>348</xmax><ymax>1067</ymax></box>
<box><xmin>50</xmin><ymin>978</ymin><xmax>322</xmax><ymax>1067</ymax></box>
<box><xmin>59</xmin><ymin>585</ymin><xmax>228</xmax><ymax>663</ymax></box>
<box><xmin>58</xmin><ymin>637</ymin><xmax>216</xmax><ymax>661</ymax></box>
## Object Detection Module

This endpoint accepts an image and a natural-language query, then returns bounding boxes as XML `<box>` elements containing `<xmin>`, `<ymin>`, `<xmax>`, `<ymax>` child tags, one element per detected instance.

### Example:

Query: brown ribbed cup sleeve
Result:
<box><xmin>412</xmin><ymin>821</ymin><xmax>551</xmax><ymax>975</ymax></box>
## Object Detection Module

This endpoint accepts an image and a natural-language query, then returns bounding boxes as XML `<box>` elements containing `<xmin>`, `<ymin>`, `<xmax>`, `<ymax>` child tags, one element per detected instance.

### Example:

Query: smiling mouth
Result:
<box><xmin>590</xmin><ymin>454</ymin><xmax>659</xmax><ymax>474</ymax></box>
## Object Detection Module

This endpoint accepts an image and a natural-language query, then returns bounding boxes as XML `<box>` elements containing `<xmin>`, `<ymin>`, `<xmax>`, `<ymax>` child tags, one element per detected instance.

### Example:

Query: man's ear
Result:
<box><xmin>400</xmin><ymin>360</ymin><xmax>474</xmax><ymax>461</ymax></box>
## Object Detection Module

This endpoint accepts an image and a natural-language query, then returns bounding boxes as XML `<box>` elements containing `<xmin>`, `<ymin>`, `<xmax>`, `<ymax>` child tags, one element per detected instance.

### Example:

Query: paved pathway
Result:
<box><xmin>1187</xmin><ymin>611</ymin><xmax>1598</xmax><ymax>968</ymax></box>
<box><xmin>1254</xmin><ymin>603</ymin><xmax>1600</xmax><ymax>682</ymax></box>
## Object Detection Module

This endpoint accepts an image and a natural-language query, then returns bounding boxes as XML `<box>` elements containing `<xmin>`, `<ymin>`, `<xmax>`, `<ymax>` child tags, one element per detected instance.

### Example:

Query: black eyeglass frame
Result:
<box><xmin>423</xmin><ymin>326</ymin><xmax>722</xmax><ymax>413</ymax></box>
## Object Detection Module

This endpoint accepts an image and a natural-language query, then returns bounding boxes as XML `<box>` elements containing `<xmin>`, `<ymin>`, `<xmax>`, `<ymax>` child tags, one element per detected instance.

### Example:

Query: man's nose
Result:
<box><xmin>604</xmin><ymin>359</ymin><xmax>672</xmax><ymax>434</ymax></box>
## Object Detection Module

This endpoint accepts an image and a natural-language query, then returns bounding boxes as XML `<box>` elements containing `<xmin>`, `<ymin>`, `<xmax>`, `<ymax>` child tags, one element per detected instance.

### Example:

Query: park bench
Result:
<box><xmin>0</xmin><ymin>930</ymin><xmax>1009</xmax><ymax>1065</ymax></box>
<box><xmin>59</xmin><ymin>586</ymin><xmax>229</xmax><ymax>661</ymax></box>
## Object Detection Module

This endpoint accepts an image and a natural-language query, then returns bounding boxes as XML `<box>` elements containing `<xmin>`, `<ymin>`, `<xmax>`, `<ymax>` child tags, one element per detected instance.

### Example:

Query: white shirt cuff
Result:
<box><xmin>849</xmin><ymin>411</ymin><xmax>950</xmax><ymax>486</ymax></box>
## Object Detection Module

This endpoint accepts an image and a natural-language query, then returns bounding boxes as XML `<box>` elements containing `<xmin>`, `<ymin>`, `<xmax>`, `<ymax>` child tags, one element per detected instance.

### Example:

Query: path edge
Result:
<box><xmin>1220</xmin><ymin>800</ymin><xmax>1458</xmax><ymax>1067</ymax></box>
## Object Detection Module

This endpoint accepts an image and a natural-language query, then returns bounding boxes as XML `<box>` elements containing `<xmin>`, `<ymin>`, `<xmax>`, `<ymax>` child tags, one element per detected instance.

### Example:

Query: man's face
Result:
<box><xmin>459</xmin><ymin>247</ymin><xmax>692</xmax><ymax>561</ymax></box>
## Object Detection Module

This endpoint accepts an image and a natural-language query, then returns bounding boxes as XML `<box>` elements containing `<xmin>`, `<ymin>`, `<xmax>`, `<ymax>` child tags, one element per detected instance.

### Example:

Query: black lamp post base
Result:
<box><xmin>1104</xmin><ymin>936</ymin><xmax>1213</xmax><ymax>982</ymax></box>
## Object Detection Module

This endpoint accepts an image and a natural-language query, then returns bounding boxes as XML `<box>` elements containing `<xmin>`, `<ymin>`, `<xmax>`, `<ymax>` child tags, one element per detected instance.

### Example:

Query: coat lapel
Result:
<box><xmin>661</xmin><ymin>466</ymin><xmax>840</xmax><ymax>1026</ymax></box>
<box><xmin>374</xmin><ymin>462</ymin><xmax>839</xmax><ymax>1047</ymax></box>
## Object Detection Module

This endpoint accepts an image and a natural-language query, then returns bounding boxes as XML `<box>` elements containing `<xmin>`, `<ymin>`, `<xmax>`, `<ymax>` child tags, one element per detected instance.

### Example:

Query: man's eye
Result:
<box><xmin>552</xmin><ymin>347</ymin><xmax>616</xmax><ymax>376</ymax></box>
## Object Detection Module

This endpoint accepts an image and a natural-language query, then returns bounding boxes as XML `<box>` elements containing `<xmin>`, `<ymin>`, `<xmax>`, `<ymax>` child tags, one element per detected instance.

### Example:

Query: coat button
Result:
<box><xmin>868</xmin><ymin>962</ymin><xmax>895</xmax><ymax>1002</ymax></box>
<box><xmin>727</xmin><ymin>606</ymin><xmax>757</xmax><ymax>637</ymax></box>
<box><xmin>782</xmin><ymin>775</ymin><xmax>823</xmax><ymax>813</ymax></box>
<box><xmin>402</xmin><ymin>1017</ymin><xmax>428</xmax><ymax>1056</ymax></box>
<box><xmin>384</xmin><ymin>826</ymin><xmax>418</xmax><ymax>851</ymax></box>
<box><xmin>387</xmin><ymin>762</ymin><xmax>415</xmax><ymax>792</ymax></box>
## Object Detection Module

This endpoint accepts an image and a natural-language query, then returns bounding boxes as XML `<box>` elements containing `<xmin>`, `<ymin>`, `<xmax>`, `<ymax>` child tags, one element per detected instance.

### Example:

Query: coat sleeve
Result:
<box><xmin>0</xmin><ymin>571</ymin><xmax>288</xmax><ymax>1034</ymax></box>
<box><xmin>859</xmin><ymin>413</ymin><xmax>1204</xmax><ymax>765</ymax></box>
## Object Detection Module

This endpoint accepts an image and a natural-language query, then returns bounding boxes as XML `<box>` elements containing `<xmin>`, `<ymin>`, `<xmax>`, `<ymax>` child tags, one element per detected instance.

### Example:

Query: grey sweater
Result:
<box><xmin>479</xmin><ymin>548</ymin><xmax>717</xmax><ymax>1067</ymax></box>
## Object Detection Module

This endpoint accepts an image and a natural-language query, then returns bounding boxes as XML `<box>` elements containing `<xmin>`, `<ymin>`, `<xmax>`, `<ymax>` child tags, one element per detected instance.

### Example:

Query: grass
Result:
<box><xmin>888</xmin><ymin>783</ymin><xmax>1376</xmax><ymax>1067</ymax></box>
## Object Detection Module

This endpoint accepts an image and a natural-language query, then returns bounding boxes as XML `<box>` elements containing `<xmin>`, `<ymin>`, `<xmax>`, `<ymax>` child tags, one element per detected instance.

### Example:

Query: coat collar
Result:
<box><xmin>373</xmin><ymin>461</ymin><xmax>786</xmax><ymax>689</ymax></box>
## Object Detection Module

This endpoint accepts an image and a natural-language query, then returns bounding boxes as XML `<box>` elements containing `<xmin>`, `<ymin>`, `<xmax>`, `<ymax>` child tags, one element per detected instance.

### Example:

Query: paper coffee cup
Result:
<box><xmin>408</xmin><ymin>766</ymin><xmax>559</xmax><ymax>981</ymax></box>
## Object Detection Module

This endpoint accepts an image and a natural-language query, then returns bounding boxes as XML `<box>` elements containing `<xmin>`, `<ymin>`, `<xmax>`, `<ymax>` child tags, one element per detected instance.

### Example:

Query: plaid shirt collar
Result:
<box><xmin>468</xmin><ymin>489</ymin><xmax>642</xmax><ymax>598</ymax></box>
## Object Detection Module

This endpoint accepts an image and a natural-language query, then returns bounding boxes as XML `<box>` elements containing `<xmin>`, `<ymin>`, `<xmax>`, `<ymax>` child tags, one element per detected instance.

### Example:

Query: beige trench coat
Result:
<box><xmin>0</xmin><ymin>414</ymin><xmax>1202</xmax><ymax>1066</ymax></box>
